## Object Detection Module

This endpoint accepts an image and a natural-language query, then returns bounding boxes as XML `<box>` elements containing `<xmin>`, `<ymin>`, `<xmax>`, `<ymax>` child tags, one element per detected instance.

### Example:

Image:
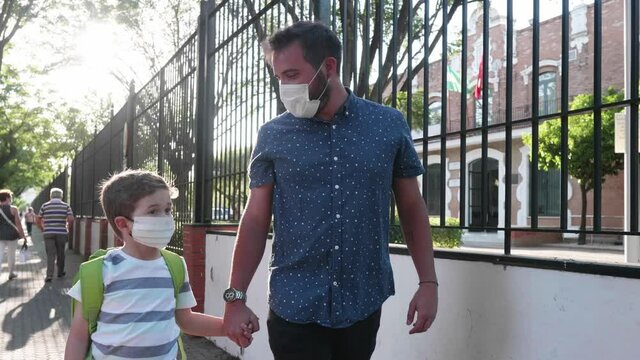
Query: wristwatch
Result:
<box><xmin>223</xmin><ymin>287</ymin><xmax>247</xmax><ymax>303</ymax></box>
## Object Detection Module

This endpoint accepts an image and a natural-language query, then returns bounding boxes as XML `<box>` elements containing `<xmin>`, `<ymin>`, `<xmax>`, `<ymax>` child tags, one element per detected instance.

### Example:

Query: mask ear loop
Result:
<box><xmin>310</xmin><ymin>59</ymin><xmax>330</xmax><ymax>101</ymax></box>
<box><xmin>316</xmin><ymin>77</ymin><xmax>330</xmax><ymax>100</ymax></box>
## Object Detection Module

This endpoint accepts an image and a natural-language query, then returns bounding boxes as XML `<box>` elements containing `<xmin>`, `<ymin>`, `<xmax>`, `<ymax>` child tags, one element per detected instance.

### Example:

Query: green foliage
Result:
<box><xmin>384</xmin><ymin>90</ymin><xmax>428</xmax><ymax>131</ymax></box>
<box><xmin>390</xmin><ymin>216</ymin><xmax>462</xmax><ymax>248</ymax></box>
<box><xmin>0</xmin><ymin>67</ymin><xmax>55</xmax><ymax>194</ymax></box>
<box><xmin>0</xmin><ymin>67</ymin><xmax>99</xmax><ymax>196</ymax></box>
<box><xmin>522</xmin><ymin>87</ymin><xmax>625</xmax><ymax>243</ymax></box>
<box><xmin>522</xmin><ymin>87</ymin><xmax>625</xmax><ymax>192</ymax></box>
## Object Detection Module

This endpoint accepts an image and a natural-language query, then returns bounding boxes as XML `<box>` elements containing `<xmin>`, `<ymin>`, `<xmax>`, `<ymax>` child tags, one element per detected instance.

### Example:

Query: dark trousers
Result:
<box><xmin>26</xmin><ymin>222</ymin><xmax>33</xmax><ymax>235</ymax></box>
<box><xmin>267</xmin><ymin>308</ymin><xmax>382</xmax><ymax>360</ymax></box>
<box><xmin>44</xmin><ymin>233</ymin><xmax>67</xmax><ymax>278</ymax></box>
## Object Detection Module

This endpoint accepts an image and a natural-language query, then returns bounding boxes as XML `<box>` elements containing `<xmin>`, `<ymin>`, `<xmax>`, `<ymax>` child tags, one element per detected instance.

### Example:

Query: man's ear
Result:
<box><xmin>324</xmin><ymin>57</ymin><xmax>339</xmax><ymax>79</ymax></box>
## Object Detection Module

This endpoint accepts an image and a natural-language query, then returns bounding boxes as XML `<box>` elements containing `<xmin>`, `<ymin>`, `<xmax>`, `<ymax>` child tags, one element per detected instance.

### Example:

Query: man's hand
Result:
<box><xmin>406</xmin><ymin>283</ymin><xmax>438</xmax><ymax>334</ymax></box>
<box><xmin>223</xmin><ymin>302</ymin><xmax>260</xmax><ymax>347</ymax></box>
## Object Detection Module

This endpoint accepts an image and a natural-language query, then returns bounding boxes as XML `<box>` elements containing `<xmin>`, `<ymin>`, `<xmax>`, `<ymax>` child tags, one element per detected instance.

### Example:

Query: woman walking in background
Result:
<box><xmin>0</xmin><ymin>189</ymin><xmax>27</xmax><ymax>280</ymax></box>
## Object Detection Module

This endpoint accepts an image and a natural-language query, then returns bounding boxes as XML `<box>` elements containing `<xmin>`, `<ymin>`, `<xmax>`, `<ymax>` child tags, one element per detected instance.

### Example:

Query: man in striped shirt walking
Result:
<box><xmin>37</xmin><ymin>188</ymin><xmax>74</xmax><ymax>283</ymax></box>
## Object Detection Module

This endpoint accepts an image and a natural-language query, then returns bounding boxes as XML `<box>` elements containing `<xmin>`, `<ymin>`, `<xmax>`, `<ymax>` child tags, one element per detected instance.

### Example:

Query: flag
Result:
<box><xmin>474</xmin><ymin>58</ymin><xmax>483</xmax><ymax>100</ymax></box>
<box><xmin>447</xmin><ymin>66</ymin><xmax>461</xmax><ymax>92</ymax></box>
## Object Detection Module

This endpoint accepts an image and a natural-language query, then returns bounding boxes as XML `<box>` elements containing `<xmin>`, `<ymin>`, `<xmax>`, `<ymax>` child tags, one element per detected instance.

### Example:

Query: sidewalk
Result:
<box><xmin>0</xmin><ymin>227</ymin><xmax>238</xmax><ymax>359</ymax></box>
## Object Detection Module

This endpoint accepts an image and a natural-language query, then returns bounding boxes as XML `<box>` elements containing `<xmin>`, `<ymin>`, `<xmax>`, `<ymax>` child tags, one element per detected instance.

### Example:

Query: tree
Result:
<box><xmin>523</xmin><ymin>87</ymin><xmax>624</xmax><ymax>244</ymax></box>
<box><xmin>341</xmin><ymin>0</ymin><xmax>481</xmax><ymax>101</ymax></box>
<box><xmin>84</xmin><ymin>0</ymin><xmax>200</xmax><ymax>90</ymax></box>
<box><xmin>0</xmin><ymin>66</ymin><xmax>54</xmax><ymax>193</ymax></box>
<box><xmin>0</xmin><ymin>0</ymin><xmax>40</xmax><ymax>71</ymax></box>
<box><xmin>0</xmin><ymin>66</ymin><xmax>99</xmax><ymax>195</ymax></box>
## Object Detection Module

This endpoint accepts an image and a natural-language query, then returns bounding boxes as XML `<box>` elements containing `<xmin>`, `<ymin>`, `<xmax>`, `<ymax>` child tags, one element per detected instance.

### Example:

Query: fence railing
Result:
<box><xmin>33</xmin><ymin>0</ymin><xmax>640</xmax><ymax>270</ymax></box>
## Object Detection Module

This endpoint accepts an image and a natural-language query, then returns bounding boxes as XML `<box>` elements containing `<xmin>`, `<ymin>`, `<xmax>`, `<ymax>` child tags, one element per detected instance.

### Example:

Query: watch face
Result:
<box><xmin>223</xmin><ymin>288</ymin><xmax>236</xmax><ymax>302</ymax></box>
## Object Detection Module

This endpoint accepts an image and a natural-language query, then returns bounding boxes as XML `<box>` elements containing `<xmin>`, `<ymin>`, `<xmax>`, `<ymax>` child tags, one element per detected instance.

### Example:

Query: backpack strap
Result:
<box><xmin>71</xmin><ymin>249</ymin><xmax>110</xmax><ymax>333</ymax></box>
<box><xmin>75</xmin><ymin>255</ymin><xmax>106</xmax><ymax>334</ymax></box>
<box><xmin>160</xmin><ymin>248</ymin><xmax>187</xmax><ymax>360</ymax></box>
<box><xmin>160</xmin><ymin>249</ymin><xmax>185</xmax><ymax>297</ymax></box>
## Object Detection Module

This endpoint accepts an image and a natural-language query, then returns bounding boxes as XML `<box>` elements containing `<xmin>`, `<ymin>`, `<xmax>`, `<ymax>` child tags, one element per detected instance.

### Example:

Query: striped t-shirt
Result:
<box><xmin>68</xmin><ymin>248</ymin><xmax>197</xmax><ymax>359</ymax></box>
<box><xmin>39</xmin><ymin>199</ymin><xmax>73</xmax><ymax>234</ymax></box>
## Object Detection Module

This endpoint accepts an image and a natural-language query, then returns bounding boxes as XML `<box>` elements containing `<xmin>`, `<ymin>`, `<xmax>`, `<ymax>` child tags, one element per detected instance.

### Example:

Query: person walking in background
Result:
<box><xmin>223</xmin><ymin>21</ymin><xmax>438</xmax><ymax>359</ymax></box>
<box><xmin>0</xmin><ymin>189</ymin><xmax>27</xmax><ymax>281</ymax></box>
<box><xmin>24</xmin><ymin>207</ymin><xmax>36</xmax><ymax>236</ymax></box>
<box><xmin>37</xmin><ymin>187</ymin><xmax>74</xmax><ymax>282</ymax></box>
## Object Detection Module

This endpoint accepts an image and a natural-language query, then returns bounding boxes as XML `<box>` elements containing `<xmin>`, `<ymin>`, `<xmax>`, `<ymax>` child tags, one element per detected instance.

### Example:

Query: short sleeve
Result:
<box><xmin>248</xmin><ymin>125</ymin><xmax>275</xmax><ymax>188</ymax></box>
<box><xmin>67</xmin><ymin>205</ymin><xmax>73</xmax><ymax>217</ymax></box>
<box><xmin>176</xmin><ymin>258</ymin><xmax>197</xmax><ymax>309</ymax></box>
<box><xmin>393</xmin><ymin>117</ymin><xmax>425</xmax><ymax>178</ymax></box>
<box><xmin>68</xmin><ymin>281</ymin><xmax>82</xmax><ymax>302</ymax></box>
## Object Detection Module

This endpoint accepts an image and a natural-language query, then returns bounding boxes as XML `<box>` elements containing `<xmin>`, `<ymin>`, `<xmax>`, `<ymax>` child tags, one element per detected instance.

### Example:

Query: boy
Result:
<box><xmin>65</xmin><ymin>169</ymin><xmax>251</xmax><ymax>359</ymax></box>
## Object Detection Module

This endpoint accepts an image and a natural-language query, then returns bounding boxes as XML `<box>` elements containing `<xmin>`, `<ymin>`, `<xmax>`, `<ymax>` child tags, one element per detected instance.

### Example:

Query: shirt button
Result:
<box><xmin>333</xmin><ymin>156</ymin><xmax>338</xmax><ymax>161</ymax></box>
<box><xmin>334</xmin><ymin>245</ymin><xmax>339</xmax><ymax>250</ymax></box>
<box><xmin>336</xmin><ymin>214</ymin><xmax>341</xmax><ymax>219</ymax></box>
<box><xmin>332</xmin><ymin>125</ymin><xmax>336</xmax><ymax>129</ymax></box>
<box><xmin>345</xmin><ymin>111</ymin><xmax>349</xmax><ymax>116</ymax></box>
<box><xmin>335</xmin><ymin>185</ymin><xmax>340</xmax><ymax>189</ymax></box>
<box><xmin>333</xmin><ymin>281</ymin><xmax>338</xmax><ymax>286</ymax></box>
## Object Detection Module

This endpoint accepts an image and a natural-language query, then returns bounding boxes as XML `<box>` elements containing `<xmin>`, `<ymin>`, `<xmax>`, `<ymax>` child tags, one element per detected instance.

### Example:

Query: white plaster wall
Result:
<box><xmin>78</xmin><ymin>219</ymin><xmax>86</xmax><ymax>256</ymax></box>
<box><xmin>91</xmin><ymin>221</ymin><xmax>100</xmax><ymax>255</ymax></box>
<box><xmin>107</xmin><ymin>225</ymin><xmax>115</xmax><ymax>248</ymax></box>
<box><xmin>204</xmin><ymin>234</ymin><xmax>272</xmax><ymax>359</ymax></box>
<box><xmin>204</xmin><ymin>233</ymin><xmax>640</xmax><ymax>360</ymax></box>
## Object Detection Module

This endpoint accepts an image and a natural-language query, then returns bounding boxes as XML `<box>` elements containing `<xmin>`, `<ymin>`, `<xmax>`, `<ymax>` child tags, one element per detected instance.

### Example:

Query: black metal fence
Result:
<box><xmin>34</xmin><ymin>0</ymin><xmax>640</xmax><ymax>270</ymax></box>
<box><xmin>31</xmin><ymin>169</ymin><xmax>68</xmax><ymax>213</ymax></box>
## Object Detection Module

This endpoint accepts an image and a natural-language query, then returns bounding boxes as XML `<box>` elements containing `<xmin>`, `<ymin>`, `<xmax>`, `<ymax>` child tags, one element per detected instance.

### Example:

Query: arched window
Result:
<box><xmin>539</xmin><ymin>71</ymin><xmax>557</xmax><ymax>116</ymax></box>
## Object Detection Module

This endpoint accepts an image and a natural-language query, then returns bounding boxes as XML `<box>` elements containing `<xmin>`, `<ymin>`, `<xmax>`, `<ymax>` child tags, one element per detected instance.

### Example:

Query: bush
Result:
<box><xmin>389</xmin><ymin>216</ymin><xmax>462</xmax><ymax>248</ymax></box>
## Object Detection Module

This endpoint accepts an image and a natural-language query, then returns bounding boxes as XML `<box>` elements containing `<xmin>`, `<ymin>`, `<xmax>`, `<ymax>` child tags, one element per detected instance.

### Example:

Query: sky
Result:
<box><xmin>6</xmin><ymin>17</ymin><xmax>164</xmax><ymax>112</ymax></box>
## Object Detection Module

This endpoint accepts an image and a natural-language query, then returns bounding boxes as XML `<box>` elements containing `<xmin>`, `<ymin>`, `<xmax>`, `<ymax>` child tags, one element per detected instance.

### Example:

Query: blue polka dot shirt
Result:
<box><xmin>249</xmin><ymin>89</ymin><xmax>424</xmax><ymax>328</ymax></box>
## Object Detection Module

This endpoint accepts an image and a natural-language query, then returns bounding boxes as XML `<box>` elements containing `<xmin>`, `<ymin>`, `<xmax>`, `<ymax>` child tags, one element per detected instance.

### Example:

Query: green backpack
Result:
<box><xmin>72</xmin><ymin>248</ymin><xmax>187</xmax><ymax>359</ymax></box>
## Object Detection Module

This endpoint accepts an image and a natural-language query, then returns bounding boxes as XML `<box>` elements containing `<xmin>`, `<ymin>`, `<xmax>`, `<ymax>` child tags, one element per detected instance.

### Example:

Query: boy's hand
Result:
<box><xmin>224</xmin><ymin>302</ymin><xmax>260</xmax><ymax>347</ymax></box>
<box><xmin>240</xmin><ymin>322</ymin><xmax>254</xmax><ymax>344</ymax></box>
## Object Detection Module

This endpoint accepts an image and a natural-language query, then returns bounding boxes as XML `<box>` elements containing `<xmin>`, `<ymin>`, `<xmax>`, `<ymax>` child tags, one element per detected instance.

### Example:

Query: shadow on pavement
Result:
<box><xmin>2</xmin><ymin>282</ymin><xmax>71</xmax><ymax>351</ymax></box>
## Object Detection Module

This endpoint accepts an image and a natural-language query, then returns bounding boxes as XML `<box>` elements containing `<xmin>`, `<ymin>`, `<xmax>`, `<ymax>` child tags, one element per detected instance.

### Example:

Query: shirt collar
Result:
<box><xmin>334</xmin><ymin>88</ymin><xmax>356</xmax><ymax>117</ymax></box>
<box><xmin>310</xmin><ymin>87</ymin><xmax>356</xmax><ymax>123</ymax></box>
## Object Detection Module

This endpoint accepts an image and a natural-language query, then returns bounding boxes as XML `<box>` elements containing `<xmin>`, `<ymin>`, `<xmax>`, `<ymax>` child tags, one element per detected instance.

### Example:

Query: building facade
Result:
<box><xmin>414</xmin><ymin>0</ymin><xmax>625</xmax><ymax>246</ymax></box>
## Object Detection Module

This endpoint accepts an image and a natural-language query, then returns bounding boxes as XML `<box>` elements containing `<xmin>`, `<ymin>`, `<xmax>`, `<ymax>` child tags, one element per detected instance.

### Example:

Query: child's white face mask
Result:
<box><xmin>130</xmin><ymin>216</ymin><xmax>175</xmax><ymax>249</ymax></box>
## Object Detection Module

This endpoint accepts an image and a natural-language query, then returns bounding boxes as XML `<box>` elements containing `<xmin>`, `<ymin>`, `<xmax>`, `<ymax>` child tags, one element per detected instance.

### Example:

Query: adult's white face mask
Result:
<box><xmin>130</xmin><ymin>216</ymin><xmax>175</xmax><ymax>249</ymax></box>
<box><xmin>279</xmin><ymin>61</ymin><xmax>329</xmax><ymax>118</ymax></box>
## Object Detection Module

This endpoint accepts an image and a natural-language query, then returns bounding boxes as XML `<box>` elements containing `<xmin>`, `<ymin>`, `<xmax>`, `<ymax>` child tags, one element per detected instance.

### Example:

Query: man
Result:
<box><xmin>223</xmin><ymin>21</ymin><xmax>438</xmax><ymax>359</ymax></box>
<box><xmin>37</xmin><ymin>187</ymin><xmax>74</xmax><ymax>282</ymax></box>
<box><xmin>24</xmin><ymin>207</ymin><xmax>36</xmax><ymax>235</ymax></box>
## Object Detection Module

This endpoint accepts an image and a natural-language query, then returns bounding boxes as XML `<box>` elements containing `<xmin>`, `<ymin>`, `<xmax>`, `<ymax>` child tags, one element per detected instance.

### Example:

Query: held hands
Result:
<box><xmin>406</xmin><ymin>282</ymin><xmax>438</xmax><ymax>334</ymax></box>
<box><xmin>240</xmin><ymin>323</ymin><xmax>254</xmax><ymax>343</ymax></box>
<box><xmin>223</xmin><ymin>302</ymin><xmax>260</xmax><ymax>347</ymax></box>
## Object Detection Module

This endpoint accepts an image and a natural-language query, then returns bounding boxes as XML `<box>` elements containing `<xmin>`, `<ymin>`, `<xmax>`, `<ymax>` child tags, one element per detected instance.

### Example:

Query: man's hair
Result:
<box><xmin>100</xmin><ymin>169</ymin><xmax>170</xmax><ymax>237</ymax></box>
<box><xmin>50</xmin><ymin>187</ymin><xmax>63</xmax><ymax>199</ymax></box>
<box><xmin>269</xmin><ymin>21</ymin><xmax>342</xmax><ymax>74</ymax></box>
<box><xmin>0</xmin><ymin>189</ymin><xmax>13</xmax><ymax>202</ymax></box>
